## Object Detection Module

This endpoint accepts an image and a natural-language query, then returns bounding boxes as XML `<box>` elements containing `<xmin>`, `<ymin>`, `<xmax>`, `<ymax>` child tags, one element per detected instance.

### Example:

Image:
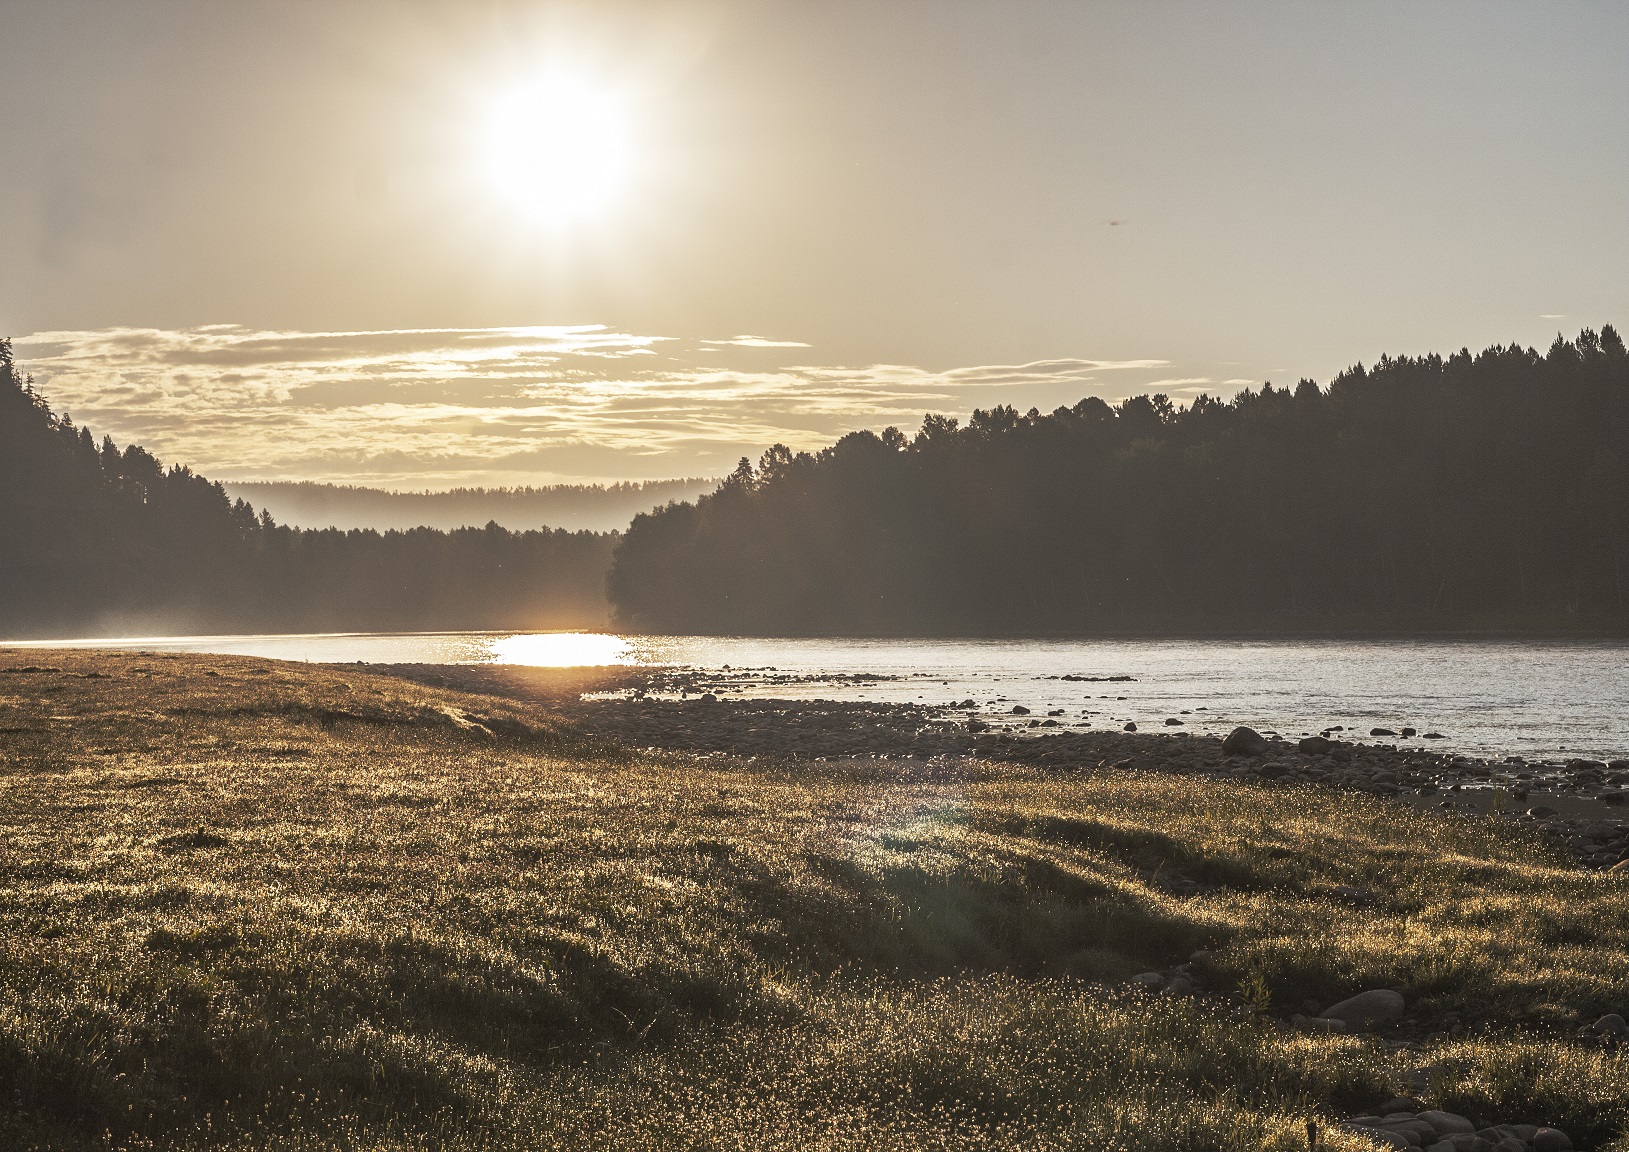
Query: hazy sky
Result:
<box><xmin>4</xmin><ymin>1</ymin><xmax>1627</xmax><ymax>485</ymax></box>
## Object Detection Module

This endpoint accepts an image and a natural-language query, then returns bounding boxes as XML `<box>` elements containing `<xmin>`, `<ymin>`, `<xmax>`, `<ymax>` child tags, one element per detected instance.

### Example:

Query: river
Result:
<box><xmin>4</xmin><ymin>631</ymin><xmax>1626</xmax><ymax>761</ymax></box>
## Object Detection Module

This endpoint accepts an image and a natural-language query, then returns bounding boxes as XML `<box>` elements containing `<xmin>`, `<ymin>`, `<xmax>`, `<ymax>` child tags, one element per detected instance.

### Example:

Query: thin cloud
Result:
<box><xmin>700</xmin><ymin>335</ymin><xmax>813</xmax><ymax>348</ymax></box>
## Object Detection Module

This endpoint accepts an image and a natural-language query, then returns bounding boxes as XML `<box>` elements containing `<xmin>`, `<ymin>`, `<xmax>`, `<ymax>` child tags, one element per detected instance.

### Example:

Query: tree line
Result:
<box><xmin>0</xmin><ymin>342</ymin><xmax>614</xmax><ymax>637</ymax></box>
<box><xmin>608</xmin><ymin>327</ymin><xmax>1629</xmax><ymax>635</ymax></box>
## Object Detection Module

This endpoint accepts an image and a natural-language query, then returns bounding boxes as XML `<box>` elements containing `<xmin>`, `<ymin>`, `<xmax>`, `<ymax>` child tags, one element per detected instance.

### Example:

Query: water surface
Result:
<box><xmin>6</xmin><ymin>631</ymin><xmax>1625</xmax><ymax>761</ymax></box>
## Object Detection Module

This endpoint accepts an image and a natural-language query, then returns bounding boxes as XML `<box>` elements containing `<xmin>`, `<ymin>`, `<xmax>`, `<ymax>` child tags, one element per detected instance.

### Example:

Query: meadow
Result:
<box><xmin>2</xmin><ymin>651</ymin><xmax>1628</xmax><ymax>1150</ymax></box>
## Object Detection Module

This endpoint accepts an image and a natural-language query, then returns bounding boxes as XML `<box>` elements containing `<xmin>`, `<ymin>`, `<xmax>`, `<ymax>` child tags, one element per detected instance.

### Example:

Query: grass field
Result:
<box><xmin>2</xmin><ymin>651</ymin><xmax>1629</xmax><ymax>1150</ymax></box>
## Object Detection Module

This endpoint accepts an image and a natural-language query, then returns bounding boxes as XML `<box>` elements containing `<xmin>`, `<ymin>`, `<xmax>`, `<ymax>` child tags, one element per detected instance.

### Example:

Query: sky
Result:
<box><xmin>3</xmin><ymin>1</ymin><xmax>1627</xmax><ymax>487</ymax></box>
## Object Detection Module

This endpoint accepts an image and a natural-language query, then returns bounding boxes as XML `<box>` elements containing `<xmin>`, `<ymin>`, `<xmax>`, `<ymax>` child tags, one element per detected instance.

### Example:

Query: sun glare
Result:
<box><xmin>488</xmin><ymin>632</ymin><xmax>634</xmax><ymax>667</ymax></box>
<box><xmin>478</xmin><ymin>73</ymin><xmax>636</xmax><ymax>228</ymax></box>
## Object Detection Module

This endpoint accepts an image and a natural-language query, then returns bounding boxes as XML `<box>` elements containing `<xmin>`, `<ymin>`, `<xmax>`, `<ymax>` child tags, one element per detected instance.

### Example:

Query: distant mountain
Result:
<box><xmin>224</xmin><ymin>479</ymin><xmax>718</xmax><ymax>534</ymax></box>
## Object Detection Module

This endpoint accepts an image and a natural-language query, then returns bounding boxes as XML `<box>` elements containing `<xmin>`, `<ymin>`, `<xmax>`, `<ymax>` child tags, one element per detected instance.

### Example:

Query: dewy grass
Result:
<box><xmin>2</xmin><ymin>651</ymin><xmax>1629</xmax><ymax>1150</ymax></box>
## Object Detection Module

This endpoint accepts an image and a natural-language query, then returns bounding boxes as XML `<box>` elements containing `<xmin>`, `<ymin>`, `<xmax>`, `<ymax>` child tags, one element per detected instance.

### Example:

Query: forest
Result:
<box><xmin>609</xmin><ymin>327</ymin><xmax>1629</xmax><ymax>635</ymax></box>
<box><xmin>0</xmin><ymin>342</ymin><xmax>614</xmax><ymax>637</ymax></box>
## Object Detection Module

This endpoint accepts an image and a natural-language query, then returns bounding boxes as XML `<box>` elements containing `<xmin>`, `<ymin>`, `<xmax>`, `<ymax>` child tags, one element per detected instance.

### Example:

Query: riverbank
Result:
<box><xmin>5</xmin><ymin>650</ymin><xmax>1629</xmax><ymax>1149</ymax></box>
<box><xmin>387</xmin><ymin>662</ymin><xmax>1629</xmax><ymax>872</ymax></box>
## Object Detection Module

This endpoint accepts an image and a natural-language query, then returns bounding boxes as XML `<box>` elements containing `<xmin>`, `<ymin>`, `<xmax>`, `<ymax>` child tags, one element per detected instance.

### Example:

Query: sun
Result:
<box><xmin>477</xmin><ymin>72</ymin><xmax>636</xmax><ymax>229</ymax></box>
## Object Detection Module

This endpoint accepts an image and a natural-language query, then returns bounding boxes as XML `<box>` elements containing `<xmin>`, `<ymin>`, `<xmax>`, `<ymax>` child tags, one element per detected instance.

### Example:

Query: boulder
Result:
<box><xmin>1591</xmin><ymin>1012</ymin><xmax>1627</xmax><ymax>1035</ymax></box>
<box><xmin>1164</xmin><ymin>718</ymin><xmax>1184</xmax><ymax>726</ymax></box>
<box><xmin>1299</xmin><ymin>735</ymin><xmax>1332</xmax><ymax>754</ymax></box>
<box><xmin>1123</xmin><ymin>722</ymin><xmax>1137</xmax><ymax>732</ymax></box>
<box><xmin>1010</xmin><ymin>705</ymin><xmax>1030</xmax><ymax>715</ymax></box>
<box><xmin>1378</xmin><ymin>1118</ymin><xmax>1435</xmax><ymax>1145</ymax></box>
<box><xmin>1376</xmin><ymin>1098</ymin><xmax>1424</xmax><ymax>1115</ymax></box>
<box><xmin>1223</xmin><ymin>726</ymin><xmax>1268</xmax><ymax>755</ymax></box>
<box><xmin>1126</xmin><ymin>971</ymin><xmax>1166</xmax><ymax>991</ymax></box>
<box><xmin>1532</xmin><ymin>1129</ymin><xmax>1573</xmax><ymax>1152</ymax></box>
<box><xmin>1321</xmin><ymin>989</ymin><xmax>1405</xmax><ymax>1028</ymax></box>
<box><xmin>1417</xmin><ymin>1111</ymin><xmax>1476</xmax><ymax>1137</ymax></box>
<box><xmin>1371</xmin><ymin>727</ymin><xmax>1399</xmax><ymax>737</ymax></box>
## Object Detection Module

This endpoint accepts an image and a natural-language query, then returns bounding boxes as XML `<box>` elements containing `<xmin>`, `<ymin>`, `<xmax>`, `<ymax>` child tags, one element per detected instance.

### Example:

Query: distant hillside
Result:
<box><xmin>225</xmin><ymin>479</ymin><xmax>718</xmax><ymax>533</ymax></box>
<box><xmin>0</xmin><ymin>344</ymin><xmax>616</xmax><ymax>637</ymax></box>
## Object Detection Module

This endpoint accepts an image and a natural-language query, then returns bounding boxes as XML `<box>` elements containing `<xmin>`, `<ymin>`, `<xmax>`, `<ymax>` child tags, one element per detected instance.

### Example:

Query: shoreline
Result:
<box><xmin>381</xmin><ymin>662</ymin><xmax>1629</xmax><ymax>874</ymax></box>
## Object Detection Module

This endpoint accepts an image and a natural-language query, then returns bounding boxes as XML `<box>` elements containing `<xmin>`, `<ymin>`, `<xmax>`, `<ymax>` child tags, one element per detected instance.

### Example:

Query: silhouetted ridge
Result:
<box><xmin>608</xmin><ymin>327</ymin><xmax>1629</xmax><ymax>635</ymax></box>
<box><xmin>0</xmin><ymin>341</ymin><xmax>614</xmax><ymax>637</ymax></box>
<box><xmin>225</xmin><ymin>478</ymin><xmax>717</xmax><ymax>534</ymax></box>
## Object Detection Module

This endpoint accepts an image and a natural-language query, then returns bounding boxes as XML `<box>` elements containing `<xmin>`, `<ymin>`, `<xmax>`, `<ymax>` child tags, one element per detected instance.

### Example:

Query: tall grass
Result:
<box><xmin>1</xmin><ymin>652</ymin><xmax>1627</xmax><ymax>1149</ymax></box>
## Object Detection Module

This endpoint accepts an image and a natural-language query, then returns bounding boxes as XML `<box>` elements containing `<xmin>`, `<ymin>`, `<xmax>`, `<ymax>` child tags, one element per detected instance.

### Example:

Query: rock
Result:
<box><xmin>1162</xmin><ymin>975</ymin><xmax>1197</xmax><ymax>996</ymax></box>
<box><xmin>1611</xmin><ymin>759</ymin><xmax>1629</xmax><ymax>771</ymax></box>
<box><xmin>1356</xmin><ymin>1129</ymin><xmax>1412</xmax><ymax>1150</ymax></box>
<box><xmin>1532</xmin><ymin>1129</ymin><xmax>1573</xmax><ymax>1152</ymax></box>
<box><xmin>1417</xmin><ymin>1111</ymin><xmax>1476</xmax><ymax>1137</ymax></box>
<box><xmin>967</xmin><ymin>719</ymin><xmax>989</xmax><ymax>732</ymax></box>
<box><xmin>1379</xmin><ymin>1119</ymin><xmax>1437</xmax><ymax>1146</ymax></box>
<box><xmin>1491</xmin><ymin>1141</ymin><xmax>1525</xmax><ymax>1152</ymax></box>
<box><xmin>1127</xmin><ymin>971</ymin><xmax>1166</xmax><ymax>990</ymax></box>
<box><xmin>1376</xmin><ymin>1098</ymin><xmax>1424</xmax><ymax>1115</ymax></box>
<box><xmin>1527</xmin><ymin>806</ymin><xmax>1558</xmax><ymax>818</ymax></box>
<box><xmin>1123</xmin><ymin>722</ymin><xmax>1137</xmax><ymax>732</ymax></box>
<box><xmin>1372</xmin><ymin>727</ymin><xmax>1398</xmax><ymax>737</ymax></box>
<box><xmin>1299</xmin><ymin>735</ymin><xmax>1332</xmax><ymax>754</ymax></box>
<box><xmin>1568</xmin><ymin>758</ymin><xmax>1608</xmax><ymax>772</ymax></box>
<box><xmin>1423</xmin><ymin>732</ymin><xmax>1446</xmax><ymax>739</ymax></box>
<box><xmin>1010</xmin><ymin>705</ymin><xmax>1030</xmax><ymax>715</ymax></box>
<box><xmin>1321</xmin><ymin>989</ymin><xmax>1405</xmax><ymax>1028</ymax></box>
<box><xmin>700</xmin><ymin>692</ymin><xmax>718</xmax><ymax>703</ymax></box>
<box><xmin>1401</xmin><ymin>727</ymin><xmax>1417</xmax><ymax>737</ymax></box>
<box><xmin>1164</xmin><ymin>718</ymin><xmax>1184</xmax><ymax>726</ymax></box>
<box><xmin>1223</xmin><ymin>726</ymin><xmax>1268</xmax><ymax>756</ymax></box>
<box><xmin>1592</xmin><ymin>1012</ymin><xmax>1627</xmax><ymax>1034</ymax></box>
<box><xmin>1602</xmin><ymin>791</ymin><xmax>1627</xmax><ymax>805</ymax></box>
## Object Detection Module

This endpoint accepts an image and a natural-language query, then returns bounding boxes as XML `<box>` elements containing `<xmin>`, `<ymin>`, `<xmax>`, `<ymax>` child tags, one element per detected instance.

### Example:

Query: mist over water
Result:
<box><xmin>8</xmin><ymin>632</ymin><xmax>1627</xmax><ymax>761</ymax></box>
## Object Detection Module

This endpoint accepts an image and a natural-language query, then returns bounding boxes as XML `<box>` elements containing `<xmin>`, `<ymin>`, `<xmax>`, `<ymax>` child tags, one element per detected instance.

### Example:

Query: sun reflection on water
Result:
<box><xmin>487</xmin><ymin>633</ymin><xmax>634</xmax><ymax>667</ymax></box>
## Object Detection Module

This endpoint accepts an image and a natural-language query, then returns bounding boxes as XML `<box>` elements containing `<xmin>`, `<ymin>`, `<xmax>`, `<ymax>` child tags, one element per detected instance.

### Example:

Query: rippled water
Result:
<box><xmin>6</xmin><ymin>631</ymin><xmax>1627</xmax><ymax>760</ymax></box>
